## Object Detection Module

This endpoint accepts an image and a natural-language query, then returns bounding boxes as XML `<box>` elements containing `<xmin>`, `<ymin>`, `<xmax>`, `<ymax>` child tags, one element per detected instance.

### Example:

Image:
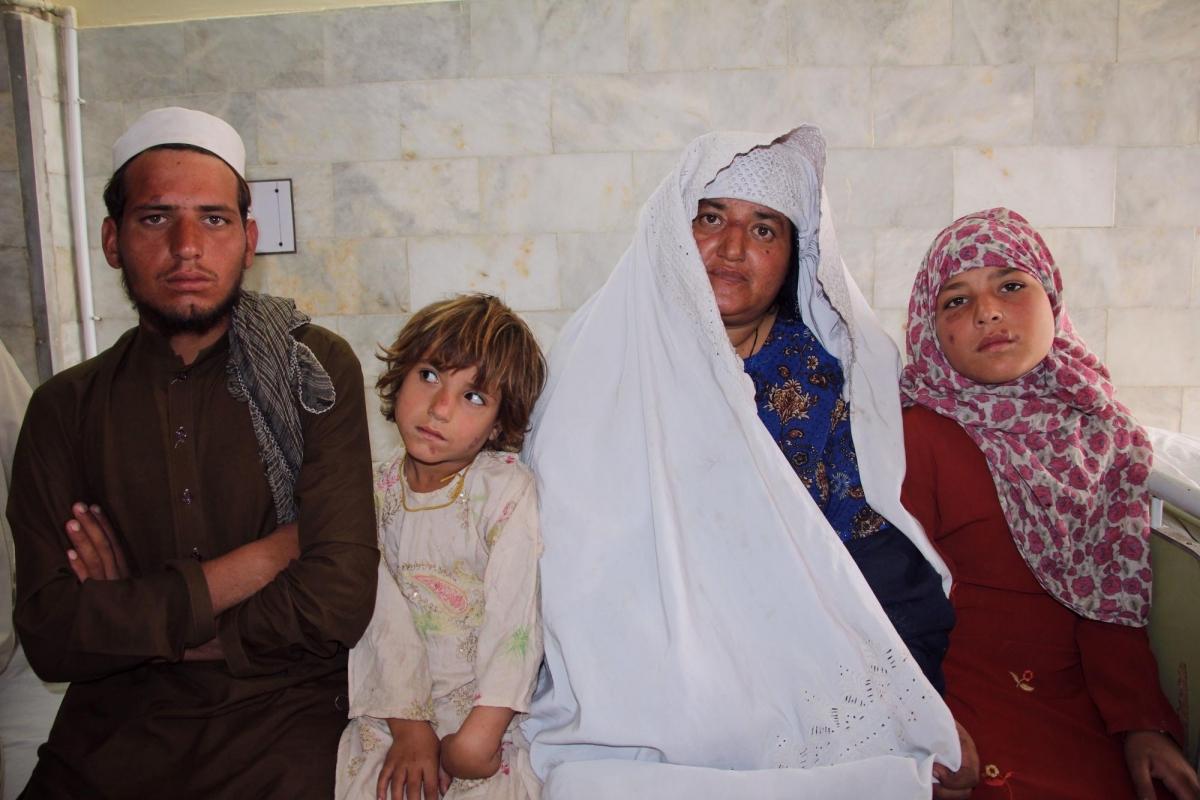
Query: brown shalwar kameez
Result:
<box><xmin>7</xmin><ymin>322</ymin><xmax>378</xmax><ymax>799</ymax></box>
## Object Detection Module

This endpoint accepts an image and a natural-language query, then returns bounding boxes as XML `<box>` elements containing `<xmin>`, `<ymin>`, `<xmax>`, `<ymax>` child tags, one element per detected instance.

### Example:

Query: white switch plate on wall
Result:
<box><xmin>249</xmin><ymin>179</ymin><xmax>296</xmax><ymax>254</ymax></box>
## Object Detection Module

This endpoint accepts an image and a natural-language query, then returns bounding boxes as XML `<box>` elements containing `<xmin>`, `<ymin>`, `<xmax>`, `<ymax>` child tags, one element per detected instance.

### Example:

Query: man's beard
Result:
<box><xmin>120</xmin><ymin>262</ymin><xmax>245</xmax><ymax>338</ymax></box>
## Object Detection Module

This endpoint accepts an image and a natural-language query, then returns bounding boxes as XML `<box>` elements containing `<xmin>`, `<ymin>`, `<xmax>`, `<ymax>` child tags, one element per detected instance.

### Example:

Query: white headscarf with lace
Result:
<box><xmin>521</xmin><ymin>127</ymin><xmax>959</xmax><ymax>799</ymax></box>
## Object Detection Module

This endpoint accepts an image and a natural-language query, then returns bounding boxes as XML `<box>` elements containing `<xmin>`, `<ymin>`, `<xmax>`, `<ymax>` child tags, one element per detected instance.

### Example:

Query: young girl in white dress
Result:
<box><xmin>336</xmin><ymin>294</ymin><xmax>547</xmax><ymax>800</ymax></box>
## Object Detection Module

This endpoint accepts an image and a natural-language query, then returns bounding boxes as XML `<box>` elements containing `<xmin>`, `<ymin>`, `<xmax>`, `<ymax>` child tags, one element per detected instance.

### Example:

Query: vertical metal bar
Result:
<box><xmin>4</xmin><ymin>11</ymin><xmax>53</xmax><ymax>382</ymax></box>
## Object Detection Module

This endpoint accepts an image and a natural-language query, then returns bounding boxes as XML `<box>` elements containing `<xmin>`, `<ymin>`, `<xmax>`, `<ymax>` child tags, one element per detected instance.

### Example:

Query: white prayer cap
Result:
<box><xmin>112</xmin><ymin>106</ymin><xmax>246</xmax><ymax>177</ymax></box>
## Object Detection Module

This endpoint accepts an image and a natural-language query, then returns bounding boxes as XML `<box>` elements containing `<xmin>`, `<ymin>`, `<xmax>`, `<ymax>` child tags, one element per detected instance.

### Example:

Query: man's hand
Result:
<box><xmin>65</xmin><ymin>511</ymin><xmax>299</xmax><ymax>661</ymax></box>
<box><xmin>182</xmin><ymin>638</ymin><xmax>225</xmax><ymax>662</ymax></box>
<box><xmin>932</xmin><ymin>720</ymin><xmax>979</xmax><ymax>800</ymax></box>
<box><xmin>65</xmin><ymin>502</ymin><xmax>130</xmax><ymax>582</ymax></box>
<box><xmin>1125</xmin><ymin>730</ymin><xmax>1200</xmax><ymax>800</ymax></box>
<box><xmin>378</xmin><ymin>719</ymin><xmax>440</xmax><ymax>800</ymax></box>
<box><xmin>200</xmin><ymin>521</ymin><xmax>299</xmax><ymax>615</ymax></box>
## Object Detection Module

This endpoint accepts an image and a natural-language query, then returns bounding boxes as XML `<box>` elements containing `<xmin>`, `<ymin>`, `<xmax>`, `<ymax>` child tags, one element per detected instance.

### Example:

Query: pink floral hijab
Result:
<box><xmin>900</xmin><ymin>208</ymin><xmax>1153</xmax><ymax>626</ymax></box>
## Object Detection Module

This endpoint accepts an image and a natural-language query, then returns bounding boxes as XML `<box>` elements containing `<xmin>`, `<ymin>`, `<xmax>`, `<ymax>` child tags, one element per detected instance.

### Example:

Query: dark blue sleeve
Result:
<box><xmin>843</xmin><ymin>527</ymin><xmax>955</xmax><ymax>694</ymax></box>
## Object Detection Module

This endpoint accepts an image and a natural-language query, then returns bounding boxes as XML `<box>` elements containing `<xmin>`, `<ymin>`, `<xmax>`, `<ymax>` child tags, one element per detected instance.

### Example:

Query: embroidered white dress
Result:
<box><xmin>336</xmin><ymin>449</ymin><xmax>542</xmax><ymax>800</ymax></box>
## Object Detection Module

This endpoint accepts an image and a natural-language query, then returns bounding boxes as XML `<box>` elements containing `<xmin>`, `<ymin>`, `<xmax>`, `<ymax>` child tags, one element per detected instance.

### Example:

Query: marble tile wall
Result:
<box><xmin>38</xmin><ymin>0</ymin><xmax>1198</xmax><ymax>452</ymax></box>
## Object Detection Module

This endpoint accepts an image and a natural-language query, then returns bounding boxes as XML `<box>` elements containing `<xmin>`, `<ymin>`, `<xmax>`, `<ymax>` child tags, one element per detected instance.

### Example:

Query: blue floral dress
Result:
<box><xmin>745</xmin><ymin>312</ymin><xmax>954</xmax><ymax>691</ymax></box>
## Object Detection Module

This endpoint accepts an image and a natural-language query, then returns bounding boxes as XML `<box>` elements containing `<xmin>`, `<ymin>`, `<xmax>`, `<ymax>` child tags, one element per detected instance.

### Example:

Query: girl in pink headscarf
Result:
<box><xmin>899</xmin><ymin>208</ymin><xmax>1198</xmax><ymax>800</ymax></box>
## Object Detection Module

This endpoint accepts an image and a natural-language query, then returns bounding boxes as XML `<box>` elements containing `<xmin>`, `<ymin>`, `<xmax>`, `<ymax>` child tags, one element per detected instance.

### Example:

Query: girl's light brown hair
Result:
<box><xmin>376</xmin><ymin>294</ymin><xmax>547</xmax><ymax>452</ymax></box>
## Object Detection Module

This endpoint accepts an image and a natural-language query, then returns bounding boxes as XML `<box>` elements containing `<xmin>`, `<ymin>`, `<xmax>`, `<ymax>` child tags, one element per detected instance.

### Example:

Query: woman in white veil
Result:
<box><xmin>521</xmin><ymin>126</ymin><xmax>967</xmax><ymax>799</ymax></box>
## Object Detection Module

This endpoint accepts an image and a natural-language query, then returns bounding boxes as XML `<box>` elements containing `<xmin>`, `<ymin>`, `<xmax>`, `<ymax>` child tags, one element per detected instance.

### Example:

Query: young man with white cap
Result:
<box><xmin>6</xmin><ymin>107</ymin><xmax>378</xmax><ymax>797</ymax></box>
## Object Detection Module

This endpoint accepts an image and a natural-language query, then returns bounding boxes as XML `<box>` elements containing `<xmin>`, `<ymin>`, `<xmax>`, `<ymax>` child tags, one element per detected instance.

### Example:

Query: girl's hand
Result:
<box><xmin>439</xmin><ymin>705</ymin><xmax>513</xmax><ymax>780</ymax></box>
<box><xmin>1125</xmin><ymin>730</ymin><xmax>1200</xmax><ymax>800</ymax></box>
<box><xmin>439</xmin><ymin>730</ymin><xmax>502</xmax><ymax>780</ymax></box>
<box><xmin>932</xmin><ymin>721</ymin><xmax>979</xmax><ymax>800</ymax></box>
<box><xmin>378</xmin><ymin>719</ymin><xmax>440</xmax><ymax>800</ymax></box>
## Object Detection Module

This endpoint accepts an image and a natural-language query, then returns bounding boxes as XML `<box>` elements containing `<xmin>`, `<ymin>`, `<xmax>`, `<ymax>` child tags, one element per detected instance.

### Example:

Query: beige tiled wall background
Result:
<box><xmin>12</xmin><ymin>0</ymin><xmax>1200</xmax><ymax>453</ymax></box>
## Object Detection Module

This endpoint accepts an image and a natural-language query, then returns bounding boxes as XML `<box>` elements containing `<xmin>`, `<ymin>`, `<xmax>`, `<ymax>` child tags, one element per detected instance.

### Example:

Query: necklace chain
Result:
<box><xmin>736</xmin><ymin>306</ymin><xmax>776</xmax><ymax>359</ymax></box>
<box><xmin>399</xmin><ymin>457</ymin><xmax>467</xmax><ymax>512</ymax></box>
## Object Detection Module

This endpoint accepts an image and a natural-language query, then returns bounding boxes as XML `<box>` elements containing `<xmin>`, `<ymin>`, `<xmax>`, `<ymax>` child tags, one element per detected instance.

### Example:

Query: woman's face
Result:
<box><xmin>934</xmin><ymin>266</ymin><xmax>1056</xmax><ymax>384</ymax></box>
<box><xmin>692</xmin><ymin>198</ymin><xmax>792</xmax><ymax>328</ymax></box>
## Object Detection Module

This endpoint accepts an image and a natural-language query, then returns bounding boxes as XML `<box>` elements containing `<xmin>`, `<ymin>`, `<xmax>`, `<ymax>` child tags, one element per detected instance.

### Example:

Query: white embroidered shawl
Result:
<box><xmin>521</xmin><ymin>127</ymin><xmax>959</xmax><ymax>798</ymax></box>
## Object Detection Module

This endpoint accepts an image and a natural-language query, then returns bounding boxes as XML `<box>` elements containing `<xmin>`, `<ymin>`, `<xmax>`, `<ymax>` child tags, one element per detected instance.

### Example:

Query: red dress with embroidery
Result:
<box><xmin>902</xmin><ymin>406</ymin><xmax>1183</xmax><ymax>800</ymax></box>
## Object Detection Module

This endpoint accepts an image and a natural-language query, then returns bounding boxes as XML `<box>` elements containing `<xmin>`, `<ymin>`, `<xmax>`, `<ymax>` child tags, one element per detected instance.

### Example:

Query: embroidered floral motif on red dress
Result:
<box><xmin>983</xmin><ymin>763</ymin><xmax>1016</xmax><ymax>799</ymax></box>
<box><xmin>1008</xmin><ymin>669</ymin><xmax>1035</xmax><ymax>692</ymax></box>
